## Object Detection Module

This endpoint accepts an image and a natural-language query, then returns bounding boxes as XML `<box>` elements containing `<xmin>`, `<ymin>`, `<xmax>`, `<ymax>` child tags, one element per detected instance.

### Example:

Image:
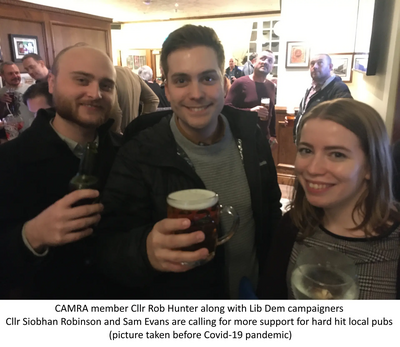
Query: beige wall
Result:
<box><xmin>112</xmin><ymin>0</ymin><xmax>400</xmax><ymax>134</ymax></box>
<box><xmin>111</xmin><ymin>15</ymin><xmax>277</xmax><ymax>71</ymax></box>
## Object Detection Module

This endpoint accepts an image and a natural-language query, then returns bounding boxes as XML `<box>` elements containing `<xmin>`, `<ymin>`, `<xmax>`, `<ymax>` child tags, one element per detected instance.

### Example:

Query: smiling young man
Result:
<box><xmin>98</xmin><ymin>25</ymin><xmax>282</xmax><ymax>299</ymax></box>
<box><xmin>0</xmin><ymin>45</ymin><xmax>122</xmax><ymax>298</ymax></box>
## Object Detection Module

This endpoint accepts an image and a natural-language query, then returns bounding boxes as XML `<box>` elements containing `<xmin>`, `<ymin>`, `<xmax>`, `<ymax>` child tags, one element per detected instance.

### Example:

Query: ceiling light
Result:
<box><xmin>143</xmin><ymin>0</ymin><xmax>151</xmax><ymax>5</ymax></box>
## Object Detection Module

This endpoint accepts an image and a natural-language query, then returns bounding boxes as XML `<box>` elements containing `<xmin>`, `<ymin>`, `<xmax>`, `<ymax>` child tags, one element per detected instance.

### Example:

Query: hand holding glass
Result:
<box><xmin>167</xmin><ymin>189</ymin><xmax>239</xmax><ymax>267</ymax></box>
<box><xmin>259</xmin><ymin>98</ymin><xmax>270</xmax><ymax>121</ymax></box>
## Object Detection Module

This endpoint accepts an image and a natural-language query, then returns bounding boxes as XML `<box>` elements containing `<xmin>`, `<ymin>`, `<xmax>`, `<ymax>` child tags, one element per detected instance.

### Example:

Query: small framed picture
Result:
<box><xmin>286</xmin><ymin>41</ymin><xmax>310</xmax><ymax>68</ymax></box>
<box><xmin>9</xmin><ymin>34</ymin><xmax>39</xmax><ymax>62</ymax></box>
<box><xmin>353</xmin><ymin>53</ymin><xmax>368</xmax><ymax>74</ymax></box>
<box><xmin>329</xmin><ymin>53</ymin><xmax>353</xmax><ymax>83</ymax></box>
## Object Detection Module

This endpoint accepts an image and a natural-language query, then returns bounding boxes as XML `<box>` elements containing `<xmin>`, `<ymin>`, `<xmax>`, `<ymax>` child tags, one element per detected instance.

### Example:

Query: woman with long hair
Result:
<box><xmin>258</xmin><ymin>98</ymin><xmax>400</xmax><ymax>299</ymax></box>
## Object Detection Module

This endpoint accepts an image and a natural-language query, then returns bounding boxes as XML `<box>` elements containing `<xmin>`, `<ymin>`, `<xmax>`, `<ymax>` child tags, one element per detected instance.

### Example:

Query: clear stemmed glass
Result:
<box><xmin>291</xmin><ymin>247</ymin><xmax>359</xmax><ymax>300</ymax></box>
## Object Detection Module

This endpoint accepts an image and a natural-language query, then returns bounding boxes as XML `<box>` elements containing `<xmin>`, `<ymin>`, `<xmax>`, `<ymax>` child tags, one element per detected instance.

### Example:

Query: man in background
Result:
<box><xmin>0</xmin><ymin>62</ymin><xmax>35</xmax><ymax>133</ymax></box>
<box><xmin>225</xmin><ymin>57</ymin><xmax>243</xmax><ymax>83</ymax></box>
<box><xmin>225</xmin><ymin>50</ymin><xmax>277</xmax><ymax>146</ymax></box>
<box><xmin>23</xmin><ymin>82</ymin><xmax>53</xmax><ymax>115</ymax></box>
<box><xmin>243</xmin><ymin>53</ymin><xmax>257</xmax><ymax>76</ymax></box>
<box><xmin>110</xmin><ymin>66</ymin><xmax>159</xmax><ymax>133</ymax></box>
<box><xmin>22</xmin><ymin>53</ymin><xmax>50</xmax><ymax>83</ymax></box>
<box><xmin>138</xmin><ymin>65</ymin><xmax>170</xmax><ymax>108</ymax></box>
<box><xmin>294</xmin><ymin>53</ymin><xmax>352</xmax><ymax>139</ymax></box>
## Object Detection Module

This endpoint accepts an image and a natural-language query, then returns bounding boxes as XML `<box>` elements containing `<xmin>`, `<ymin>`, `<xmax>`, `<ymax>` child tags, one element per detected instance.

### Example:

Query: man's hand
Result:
<box><xmin>231</xmin><ymin>76</ymin><xmax>236</xmax><ymax>82</ymax></box>
<box><xmin>250</xmin><ymin>105</ymin><xmax>269</xmax><ymax>121</ymax></box>
<box><xmin>0</xmin><ymin>93</ymin><xmax>12</xmax><ymax>104</ymax></box>
<box><xmin>146</xmin><ymin>218</ymin><xmax>209</xmax><ymax>272</ymax></box>
<box><xmin>0</xmin><ymin>121</ymin><xmax>4</xmax><ymax>130</ymax></box>
<box><xmin>269</xmin><ymin>136</ymin><xmax>278</xmax><ymax>150</ymax></box>
<box><xmin>24</xmin><ymin>189</ymin><xmax>103</xmax><ymax>253</ymax></box>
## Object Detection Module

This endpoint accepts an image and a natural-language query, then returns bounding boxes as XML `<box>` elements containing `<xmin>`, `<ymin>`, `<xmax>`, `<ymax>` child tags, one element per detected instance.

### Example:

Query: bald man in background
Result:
<box><xmin>0</xmin><ymin>45</ymin><xmax>122</xmax><ymax>298</ymax></box>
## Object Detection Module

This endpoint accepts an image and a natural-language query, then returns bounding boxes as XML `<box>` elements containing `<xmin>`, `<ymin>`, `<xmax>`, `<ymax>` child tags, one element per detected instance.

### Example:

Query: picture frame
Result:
<box><xmin>286</xmin><ymin>41</ymin><xmax>310</xmax><ymax>68</ymax></box>
<box><xmin>9</xmin><ymin>34</ymin><xmax>39</xmax><ymax>62</ymax></box>
<box><xmin>353</xmin><ymin>53</ymin><xmax>369</xmax><ymax>74</ymax></box>
<box><xmin>329</xmin><ymin>53</ymin><xmax>353</xmax><ymax>83</ymax></box>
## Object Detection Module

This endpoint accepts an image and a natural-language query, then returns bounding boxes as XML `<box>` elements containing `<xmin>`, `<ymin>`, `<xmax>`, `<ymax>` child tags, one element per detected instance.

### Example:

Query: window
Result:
<box><xmin>246</xmin><ymin>18</ymin><xmax>280</xmax><ymax>78</ymax></box>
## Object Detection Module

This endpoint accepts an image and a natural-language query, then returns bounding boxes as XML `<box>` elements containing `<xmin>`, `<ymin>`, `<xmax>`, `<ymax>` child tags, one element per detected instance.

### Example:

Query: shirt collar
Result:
<box><xmin>49</xmin><ymin>119</ymin><xmax>99</xmax><ymax>159</ymax></box>
<box><xmin>312</xmin><ymin>74</ymin><xmax>335</xmax><ymax>91</ymax></box>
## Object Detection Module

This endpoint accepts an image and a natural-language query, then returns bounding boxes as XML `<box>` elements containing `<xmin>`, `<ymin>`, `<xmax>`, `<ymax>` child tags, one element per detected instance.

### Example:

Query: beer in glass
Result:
<box><xmin>167</xmin><ymin>189</ymin><xmax>239</xmax><ymax>266</ymax></box>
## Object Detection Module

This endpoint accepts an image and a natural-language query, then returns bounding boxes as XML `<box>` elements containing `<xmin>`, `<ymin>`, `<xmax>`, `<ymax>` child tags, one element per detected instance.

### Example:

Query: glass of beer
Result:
<box><xmin>260</xmin><ymin>97</ymin><xmax>270</xmax><ymax>121</ymax></box>
<box><xmin>167</xmin><ymin>189</ymin><xmax>239</xmax><ymax>266</ymax></box>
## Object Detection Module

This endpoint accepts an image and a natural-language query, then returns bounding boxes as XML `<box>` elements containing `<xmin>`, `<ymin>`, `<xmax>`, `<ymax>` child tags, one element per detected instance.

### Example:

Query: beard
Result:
<box><xmin>52</xmin><ymin>88</ymin><xmax>111</xmax><ymax>129</ymax></box>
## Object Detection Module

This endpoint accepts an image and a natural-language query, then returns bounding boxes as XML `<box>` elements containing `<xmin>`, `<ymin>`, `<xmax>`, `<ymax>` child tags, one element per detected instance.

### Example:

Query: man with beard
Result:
<box><xmin>0</xmin><ymin>62</ymin><xmax>35</xmax><ymax>135</ymax></box>
<box><xmin>0</xmin><ymin>45</ymin><xmax>122</xmax><ymax>298</ymax></box>
<box><xmin>225</xmin><ymin>50</ymin><xmax>277</xmax><ymax>146</ymax></box>
<box><xmin>294</xmin><ymin>54</ymin><xmax>352</xmax><ymax>139</ymax></box>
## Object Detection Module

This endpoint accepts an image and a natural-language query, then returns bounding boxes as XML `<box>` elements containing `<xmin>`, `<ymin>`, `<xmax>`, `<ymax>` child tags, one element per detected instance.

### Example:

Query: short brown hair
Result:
<box><xmin>0</xmin><ymin>61</ymin><xmax>16</xmax><ymax>75</ymax></box>
<box><xmin>21</xmin><ymin>53</ymin><xmax>44</xmax><ymax>63</ymax></box>
<box><xmin>161</xmin><ymin>25</ymin><xmax>225</xmax><ymax>78</ymax></box>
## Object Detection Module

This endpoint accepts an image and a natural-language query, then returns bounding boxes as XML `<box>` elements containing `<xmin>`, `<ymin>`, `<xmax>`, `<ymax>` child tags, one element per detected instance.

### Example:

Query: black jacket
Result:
<box><xmin>97</xmin><ymin>105</ymin><xmax>282</xmax><ymax>298</ymax></box>
<box><xmin>393</xmin><ymin>140</ymin><xmax>400</xmax><ymax>201</ymax></box>
<box><xmin>0</xmin><ymin>108</ymin><xmax>122</xmax><ymax>298</ymax></box>
<box><xmin>294</xmin><ymin>76</ymin><xmax>352</xmax><ymax>139</ymax></box>
<box><xmin>225</xmin><ymin>66</ymin><xmax>244</xmax><ymax>82</ymax></box>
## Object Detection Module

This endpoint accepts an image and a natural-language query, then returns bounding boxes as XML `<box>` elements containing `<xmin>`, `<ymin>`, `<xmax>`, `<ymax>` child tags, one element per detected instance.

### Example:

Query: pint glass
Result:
<box><xmin>167</xmin><ymin>189</ymin><xmax>239</xmax><ymax>266</ymax></box>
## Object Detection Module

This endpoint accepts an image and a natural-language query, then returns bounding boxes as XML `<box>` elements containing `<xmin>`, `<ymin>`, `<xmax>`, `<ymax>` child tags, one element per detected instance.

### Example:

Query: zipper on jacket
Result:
<box><xmin>237</xmin><ymin>138</ymin><xmax>244</xmax><ymax>162</ymax></box>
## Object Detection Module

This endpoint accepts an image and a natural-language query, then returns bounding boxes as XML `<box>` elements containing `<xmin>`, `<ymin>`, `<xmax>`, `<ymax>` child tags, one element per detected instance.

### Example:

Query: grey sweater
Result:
<box><xmin>170</xmin><ymin>114</ymin><xmax>258</xmax><ymax>298</ymax></box>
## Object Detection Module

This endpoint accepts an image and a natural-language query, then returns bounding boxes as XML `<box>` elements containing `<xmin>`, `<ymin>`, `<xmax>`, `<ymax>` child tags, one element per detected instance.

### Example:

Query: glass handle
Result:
<box><xmin>216</xmin><ymin>205</ymin><xmax>239</xmax><ymax>246</ymax></box>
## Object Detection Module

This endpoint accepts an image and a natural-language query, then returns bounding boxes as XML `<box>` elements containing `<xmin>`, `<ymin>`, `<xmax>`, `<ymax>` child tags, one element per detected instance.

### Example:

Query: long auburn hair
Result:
<box><xmin>290</xmin><ymin>98</ymin><xmax>399</xmax><ymax>238</ymax></box>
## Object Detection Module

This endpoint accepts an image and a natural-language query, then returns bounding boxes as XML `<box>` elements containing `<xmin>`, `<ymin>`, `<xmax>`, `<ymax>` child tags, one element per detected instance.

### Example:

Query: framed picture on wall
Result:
<box><xmin>353</xmin><ymin>53</ymin><xmax>368</xmax><ymax>74</ymax></box>
<box><xmin>286</xmin><ymin>41</ymin><xmax>310</xmax><ymax>68</ymax></box>
<box><xmin>329</xmin><ymin>53</ymin><xmax>353</xmax><ymax>83</ymax></box>
<box><xmin>9</xmin><ymin>34</ymin><xmax>39</xmax><ymax>62</ymax></box>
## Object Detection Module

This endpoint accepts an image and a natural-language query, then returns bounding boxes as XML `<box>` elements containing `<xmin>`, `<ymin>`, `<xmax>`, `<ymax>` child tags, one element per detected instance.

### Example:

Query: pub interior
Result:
<box><xmin>1</xmin><ymin>0</ymin><xmax>399</xmax><ymax>185</ymax></box>
<box><xmin>1</xmin><ymin>0</ymin><xmax>400</xmax><ymax>300</ymax></box>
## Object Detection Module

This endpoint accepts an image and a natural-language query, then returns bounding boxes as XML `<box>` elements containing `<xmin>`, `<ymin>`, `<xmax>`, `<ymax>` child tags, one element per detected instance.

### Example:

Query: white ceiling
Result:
<box><xmin>21</xmin><ymin>0</ymin><xmax>281</xmax><ymax>23</ymax></box>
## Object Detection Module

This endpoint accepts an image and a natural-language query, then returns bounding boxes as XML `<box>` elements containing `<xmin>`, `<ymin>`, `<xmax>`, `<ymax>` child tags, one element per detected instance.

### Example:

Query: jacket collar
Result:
<box><xmin>130</xmin><ymin>105</ymin><xmax>259</xmax><ymax>167</ymax></box>
<box><xmin>20</xmin><ymin>108</ymin><xmax>115</xmax><ymax>163</ymax></box>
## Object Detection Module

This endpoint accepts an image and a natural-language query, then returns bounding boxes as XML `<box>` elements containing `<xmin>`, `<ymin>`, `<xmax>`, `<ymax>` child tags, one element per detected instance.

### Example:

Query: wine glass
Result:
<box><xmin>291</xmin><ymin>247</ymin><xmax>359</xmax><ymax>300</ymax></box>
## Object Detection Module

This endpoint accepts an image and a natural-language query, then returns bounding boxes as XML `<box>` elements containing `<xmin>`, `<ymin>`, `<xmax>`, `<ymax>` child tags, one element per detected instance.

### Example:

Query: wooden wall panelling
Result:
<box><xmin>0</xmin><ymin>0</ymin><xmax>112</xmax><ymax>70</ymax></box>
<box><xmin>50</xmin><ymin>22</ymin><xmax>109</xmax><ymax>58</ymax></box>
<box><xmin>273</xmin><ymin>107</ymin><xmax>297</xmax><ymax>186</ymax></box>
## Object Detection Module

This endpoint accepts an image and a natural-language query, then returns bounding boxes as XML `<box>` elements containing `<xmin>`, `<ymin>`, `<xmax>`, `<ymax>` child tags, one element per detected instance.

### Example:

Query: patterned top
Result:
<box><xmin>287</xmin><ymin>223</ymin><xmax>400</xmax><ymax>299</ymax></box>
